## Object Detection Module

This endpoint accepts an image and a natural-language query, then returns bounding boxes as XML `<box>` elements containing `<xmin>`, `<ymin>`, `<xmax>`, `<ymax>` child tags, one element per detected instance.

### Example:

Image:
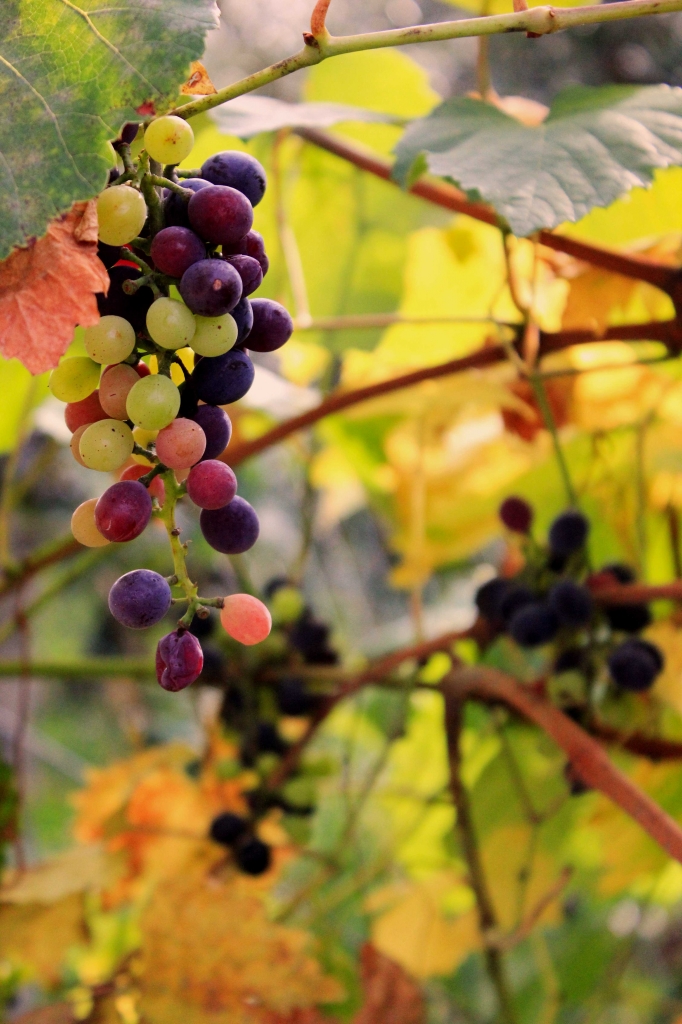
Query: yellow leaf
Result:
<box><xmin>0</xmin><ymin>894</ymin><xmax>86</xmax><ymax>985</ymax></box>
<box><xmin>647</xmin><ymin>620</ymin><xmax>682</xmax><ymax>717</ymax></box>
<box><xmin>1</xmin><ymin>845</ymin><xmax>107</xmax><ymax>904</ymax></box>
<box><xmin>480</xmin><ymin>825</ymin><xmax>563</xmax><ymax>933</ymax></box>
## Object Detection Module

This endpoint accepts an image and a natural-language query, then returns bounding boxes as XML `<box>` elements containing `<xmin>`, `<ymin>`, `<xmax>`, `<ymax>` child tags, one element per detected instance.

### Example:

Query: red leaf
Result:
<box><xmin>0</xmin><ymin>201</ymin><xmax>109</xmax><ymax>375</ymax></box>
<box><xmin>352</xmin><ymin>944</ymin><xmax>425</xmax><ymax>1024</ymax></box>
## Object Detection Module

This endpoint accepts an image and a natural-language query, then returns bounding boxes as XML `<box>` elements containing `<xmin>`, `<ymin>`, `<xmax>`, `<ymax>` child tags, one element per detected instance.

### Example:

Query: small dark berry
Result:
<box><xmin>554</xmin><ymin>648</ymin><xmax>585</xmax><ymax>673</ymax></box>
<box><xmin>549</xmin><ymin>580</ymin><xmax>593</xmax><ymax>627</ymax></box>
<box><xmin>499</xmin><ymin>496</ymin><xmax>533</xmax><ymax>534</ymax></box>
<box><xmin>277</xmin><ymin>677</ymin><xmax>316</xmax><ymax>717</ymax></box>
<box><xmin>608</xmin><ymin>638</ymin><xmax>664</xmax><ymax>691</ymax></box>
<box><xmin>255</xmin><ymin>722</ymin><xmax>288</xmax><ymax>756</ymax></box>
<box><xmin>548</xmin><ymin>510</ymin><xmax>590</xmax><ymax>557</ymax></box>
<box><xmin>605</xmin><ymin>604</ymin><xmax>652</xmax><ymax>634</ymax></box>
<box><xmin>236</xmin><ymin>838</ymin><xmax>272</xmax><ymax>875</ymax></box>
<box><xmin>475</xmin><ymin>578</ymin><xmax>512</xmax><ymax>622</ymax></box>
<box><xmin>564</xmin><ymin>762</ymin><xmax>591</xmax><ymax>795</ymax></box>
<box><xmin>209</xmin><ymin>812</ymin><xmax>249</xmax><ymax>847</ymax></box>
<box><xmin>601</xmin><ymin>562</ymin><xmax>636</xmax><ymax>584</ymax></box>
<box><xmin>509</xmin><ymin>603</ymin><xmax>559</xmax><ymax>647</ymax></box>
<box><xmin>499</xmin><ymin>584</ymin><xmax>535</xmax><ymax>625</ymax></box>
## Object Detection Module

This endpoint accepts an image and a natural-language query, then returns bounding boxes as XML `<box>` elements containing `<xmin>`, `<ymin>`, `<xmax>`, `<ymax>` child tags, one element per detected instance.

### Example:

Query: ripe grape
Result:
<box><xmin>605</xmin><ymin>604</ymin><xmax>652</xmax><ymax>633</ymax></box>
<box><xmin>246</xmin><ymin>298</ymin><xmax>294</xmax><ymax>353</ymax></box>
<box><xmin>474</xmin><ymin>577</ymin><xmax>511</xmax><ymax>622</ymax></box>
<box><xmin>97</xmin><ymin>185</ymin><xmax>147</xmax><ymax>246</ymax></box>
<box><xmin>150</xmin><ymin>226</ymin><xmax>205</xmax><ymax>278</ymax></box>
<box><xmin>290</xmin><ymin>610</ymin><xmax>337</xmax><ymax>664</ymax></box>
<box><xmin>192</xmin><ymin>405</ymin><xmax>232</xmax><ymax>460</ymax></box>
<box><xmin>64</xmin><ymin>390</ymin><xmax>107</xmax><ymax>433</ymax></box>
<box><xmin>94</xmin><ymin>480</ymin><xmax>152</xmax><ymax>542</ymax></box>
<box><xmin>209</xmin><ymin>812</ymin><xmax>248</xmax><ymax>847</ymax></box>
<box><xmin>219</xmin><ymin>592</ymin><xmax>271</xmax><ymax>644</ymax></box>
<box><xmin>188</xmin><ymin>185</ymin><xmax>254</xmax><ymax>247</ymax></box>
<box><xmin>548</xmin><ymin>510</ymin><xmax>589</xmax><ymax>557</ymax></box>
<box><xmin>155</xmin><ymin>418</ymin><xmax>206</xmax><ymax>469</ymax></box>
<box><xmin>509</xmin><ymin>603</ymin><xmax>559</xmax><ymax>647</ymax></box>
<box><xmin>608</xmin><ymin>638</ymin><xmax>664</xmax><ymax>691</ymax></box>
<box><xmin>108</xmin><ymin>569</ymin><xmax>172</xmax><ymax>629</ymax></box>
<box><xmin>156</xmin><ymin>628</ymin><xmax>204</xmax><ymax>691</ymax></box>
<box><xmin>163</xmin><ymin>177</ymin><xmax>211</xmax><ymax>228</ymax></box>
<box><xmin>119</xmin><ymin>463</ymin><xmax>165</xmax><ymax>504</ymax></box>
<box><xmin>49</xmin><ymin>357</ymin><xmax>100</xmax><ymax>403</ymax></box>
<box><xmin>117</xmin><ymin>121</ymin><xmax>140</xmax><ymax>147</ymax></box>
<box><xmin>79</xmin><ymin>419</ymin><xmax>135</xmax><ymax>472</ymax></box>
<box><xmin>98</xmin><ymin>265</ymin><xmax>154</xmax><ymax>332</ymax></box>
<box><xmin>99</xmin><ymin>363</ymin><xmax>140</xmax><ymax>419</ymax></box>
<box><xmin>231</xmin><ymin>296</ymin><xmax>253</xmax><ymax>345</ymax></box>
<box><xmin>83</xmin><ymin>315</ymin><xmax>136</xmax><ymax>364</ymax></box>
<box><xmin>201</xmin><ymin>151</ymin><xmax>267</xmax><ymax>207</ymax></box>
<box><xmin>235</xmin><ymin>837</ymin><xmax>271</xmax><ymax>875</ymax></box>
<box><xmin>70</xmin><ymin>425</ymin><xmax>89</xmax><ymax>467</ymax></box>
<box><xmin>277</xmin><ymin>677</ymin><xmax>316</xmax><ymax>716</ymax></box>
<box><xmin>146</xmin><ymin>296</ymin><xmax>196</xmax><ymax>350</ymax></box>
<box><xmin>179</xmin><ymin>258</ymin><xmax>242</xmax><ymax>317</ymax></box>
<box><xmin>144</xmin><ymin>115</ymin><xmax>194</xmax><ymax>165</ymax></box>
<box><xmin>499</xmin><ymin>496</ymin><xmax>533</xmax><ymax>534</ymax></box>
<box><xmin>223</xmin><ymin>255</ymin><xmax>262</xmax><ymax>297</ymax></box>
<box><xmin>191</xmin><ymin>348</ymin><xmax>254</xmax><ymax>405</ymax></box>
<box><xmin>191</xmin><ymin>313</ymin><xmax>237</xmax><ymax>358</ymax></box>
<box><xmin>224</xmin><ymin>230</ymin><xmax>269</xmax><ymax>275</ymax></box>
<box><xmin>187</xmin><ymin>460</ymin><xmax>237</xmax><ymax>509</ymax></box>
<box><xmin>549</xmin><ymin>580</ymin><xmax>593</xmax><ymax>627</ymax></box>
<box><xmin>126</xmin><ymin>374</ymin><xmax>180</xmax><ymax>430</ymax></box>
<box><xmin>498</xmin><ymin>584</ymin><xmax>534</xmax><ymax>624</ymax></box>
<box><xmin>201</xmin><ymin>497</ymin><xmax>259</xmax><ymax>555</ymax></box>
<box><xmin>71</xmin><ymin>498</ymin><xmax>110</xmax><ymax>548</ymax></box>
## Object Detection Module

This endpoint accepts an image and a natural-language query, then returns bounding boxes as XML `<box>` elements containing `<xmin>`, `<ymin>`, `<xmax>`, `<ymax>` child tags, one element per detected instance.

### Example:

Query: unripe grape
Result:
<box><xmin>126</xmin><ymin>374</ymin><xmax>180</xmax><ymax>430</ymax></box>
<box><xmin>155</xmin><ymin>417</ymin><xmax>206</xmax><ymax>469</ymax></box>
<box><xmin>144</xmin><ymin>115</ymin><xmax>194</xmax><ymax>165</ymax></box>
<box><xmin>71</xmin><ymin>498</ymin><xmax>110</xmax><ymax>548</ymax></box>
<box><xmin>97</xmin><ymin>185</ymin><xmax>147</xmax><ymax>246</ymax></box>
<box><xmin>83</xmin><ymin>315</ymin><xmax>136</xmax><ymax>364</ymax></box>
<box><xmin>64</xmin><ymin>390</ymin><xmax>107</xmax><ymax>433</ymax></box>
<box><xmin>70</xmin><ymin>425</ymin><xmax>89</xmax><ymax>467</ymax></box>
<box><xmin>191</xmin><ymin>314</ymin><xmax>238</xmax><ymax>357</ymax></box>
<box><xmin>49</xmin><ymin>357</ymin><xmax>100</xmax><ymax>403</ymax></box>
<box><xmin>119</xmin><ymin>463</ymin><xmax>165</xmax><ymax>505</ymax></box>
<box><xmin>146</xmin><ymin>297</ymin><xmax>196</xmax><ymax>350</ymax></box>
<box><xmin>220</xmin><ymin>593</ymin><xmax>272</xmax><ymax>645</ymax></box>
<box><xmin>99</xmin><ymin>363</ymin><xmax>140</xmax><ymax>419</ymax></box>
<box><xmin>79</xmin><ymin>419</ymin><xmax>135</xmax><ymax>472</ymax></box>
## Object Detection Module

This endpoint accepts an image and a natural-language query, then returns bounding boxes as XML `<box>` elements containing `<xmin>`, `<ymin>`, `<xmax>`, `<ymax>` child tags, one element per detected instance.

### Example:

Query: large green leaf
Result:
<box><xmin>0</xmin><ymin>0</ymin><xmax>219</xmax><ymax>260</ymax></box>
<box><xmin>210</xmin><ymin>95</ymin><xmax>397</xmax><ymax>138</ymax></box>
<box><xmin>393</xmin><ymin>85</ymin><xmax>682</xmax><ymax>236</ymax></box>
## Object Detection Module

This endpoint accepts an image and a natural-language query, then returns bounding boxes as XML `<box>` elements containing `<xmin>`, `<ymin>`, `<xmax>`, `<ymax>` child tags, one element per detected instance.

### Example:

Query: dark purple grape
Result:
<box><xmin>509</xmin><ymin>603</ymin><xmax>559</xmax><ymax>647</ymax></box>
<box><xmin>231</xmin><ymin>297</ymin><xmax>253</xmax><ymax>345</ymax></box>
<box><xmin>201</xmin><ymin>151</ymin><xmax>267</xmax><ymax>207</ymax></box>
<box><xmin>209</xmin><ymin>812</ymin><xmax>248</xmax><ymax>846</ymax></box>
<box><xmin>256</xmin><ymin>722</ymin><xmax>288</xmax><ymax>755</ymax></box>
<box><xmin>246</xmin><ymin>298</ymin><xmax>294</xmax><ymax>353</ymax></box>
<box><xmin>116</xmin><ymin>122</ymin><xmax>140</xmax><ymax>147</ymax></box>
<box><xmin>150</xmin><ymin>226</ymin><xmax>205</xmax><ymax>278</ymax></box>
<box><xmin>188</xmin><ymin>185</ymin><xmax>254</xmax><ymax>247</ymax></box>
<box><xmin>200</xmin><ymin>495</ymin><xmax>259</xmax><ymax>554</ymax></box>
<box><xmin>290</xmin><ymin>610</ymin><xmax>338</xmax><ymax>665</ymax></box>
<box><xmin>498</xmin><ymin>584</ymin><xmax>535</xmax><ymax>625</ymax></box>
<box><xmin>475</xmin><ymin>578</ymin><xmax>512</xmax><ymax>622</ymax></box>
<box><xmin>95</xmin><ymin>481</ymin><xmax>152</xmax><ymax>542</ymax></box>
<box><xmin>223</xmin><ymin>254</ymin><xmax>262</xmax><ymax>297</ymax></box>
<box><xmin>601</xmin><ymin>562</ymin><xmax>636</xmax><ymax>584</ymax></box>
<box><xmin>549</xmin><ymin>580</ymin><xmax>593</xmax><ymax>627</ymax></box>
<box><xmin>608</xmin><ymin>638</ymin><xmax>664</xmax><ymax>691</ymax></box>
<box><xmin>549</xmin><ymin>510</ymin><xmax>589</xmax><ymax>557</ymax></box>
<box><xmin>155</xmin><ymin>629</ymin><xmax>204</xmax><ymax>691</ymax></box>
<box><xmin>554</xmin><ymin>648</ymin><xmax>585</xmax><ymax>673</ymax></box>
<box><xmin>187</xmin><ymin>460</ymin><xmax>238</xmax><ymax>509</ymax></box>
<box><xmin>108</xmin><ymin>570</ymin><xmax>171</xmax><ymax>629</ymax></box>
<box><xmin>191</xmin><ymin>349</ymin><xmax>254</xmax><ymax>406</ymax></box>
<box><xmin>235</xmin><ymin>837</ymin><xmax>271</xmax><ymax>875</ymax></box>
<box><xmin>277</xmin><ymin>677</ymin><xmax>317</xmax><ymax>716</ymax></box>
<box><xmin>224</xmin><ymin>230</ymin><xmax>269</xmax><ymax>275</ymax></box>
<box><xmin>98</xmin><ymin>265</ymin><xmax>154</xmax><ymax>333</ymax></box>
<box><xmin>179</xmin><ymin>258</ymin><xmax>242</xmax><ymax>317</ymax></box>
<box><xmin>97</xmin><ymin>241</ymin><xmax>121</xmax><ymax>269</ymax></box>
<box><xmin>163</xmin><ymin>177</ymin><xmax>211</xmax><ymax>228</ymax></box>
<box><xmin>192</xmin><ymin>405</ymin><xmax>232</xmax><ymax>460</ymax></box>
<box><xmin>605</xmin><ymin>603</ymin><xmax>652</xmax><ymax>633</ymax></box>
<box><xmin>499</xmin><ymin>496</ymin><xmax>533</xmax><ymax>534</ymax></box>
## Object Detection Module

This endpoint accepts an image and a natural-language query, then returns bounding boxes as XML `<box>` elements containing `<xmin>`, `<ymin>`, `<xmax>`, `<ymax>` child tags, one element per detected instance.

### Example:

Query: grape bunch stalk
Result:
<box><xmin>51</xmin><ymin>115</ymin><xmax>294</xmax><ymax>693</ymax></box>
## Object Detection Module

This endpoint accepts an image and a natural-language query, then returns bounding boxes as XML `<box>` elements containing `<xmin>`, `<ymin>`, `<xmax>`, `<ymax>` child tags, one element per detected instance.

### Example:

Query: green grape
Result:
<box><xmin>79</xmin><ymin>419</ymin><xmax>134</xmax><ymax>472</ymax></box>
<box><xmin>49</xmin><ymin>357</ymin><xmax>100</xmax><ymax>403</ymax></box>
<box><xmin>83</xmin><ymin>315</ymin><xmax>136</xmax><ymax>364</ymax></box>
<box><xmin>144</xmin><ymin>115</ymin><xmax>194</xmax><ymax>166</ymax></box>
<box><xmin>191</xmin><ymin>313</ymin><xmax>238</xmax><ymax>357</ymax></box>
<box><xmin>146</xmin><ymin>297</ymin><xmax>196</xmax><ymax>350</ymax></box>
<box><xmin>270</xmin><ymin>585</ymin><xmax>305</xmax><ymax>626</ymax></box>
<box><xmin>126</xmin><ymin>374</ymin><xmax>180</xmax><ymax>430</ymax></box>
<box><xmin>97</xmin><ymin>185</ymin><xmax>147</xmax><ymax>246</ymax></box>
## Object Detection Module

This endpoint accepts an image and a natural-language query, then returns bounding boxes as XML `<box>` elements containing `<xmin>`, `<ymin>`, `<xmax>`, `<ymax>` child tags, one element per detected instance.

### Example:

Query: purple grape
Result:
<box><xmin>163</xmin><ymin>177</ymin><xmax>211</xmax><ymax>228</ymax></box>
<box><xmin>608</xmin><ymin>638</ymin><xmax>664</xmax><ymax>691</ymax></box>
<box><xmin>509</xmin><ymin>603</ymin><xmax>558</xmax><ymax>648</ymax></box>
<box><xmin>548</xmin><ymin>580</ymin><xmax>593</xmax><ymax>627</ymax></box>
<box><xmin>108</xmin><ymin>570</ymin><xmax>171</xmax><ymax>629</ymax></box>
<box><xmin>201</xmin><ymin>151</ymin><xmax>267</xmax><ymax>207</ymax></box>
<box><xmin>231</xmin><ymin>297</ymin><xmax>253</xmax><ymax>345</ymax></box>
<box><xmin>209</xmin><ymin>812</ymin><xmax>248</xmax><ymax>846</ymax></box>
<box><xmin>247</xmin><ymin>298</ymin><xmax>294</xmax><ymax>353</ymax></box>
<box><xmin>224</xmin><ymin>230</ymin><xmax>269</xmax><ymax>276</ymax></box>
<box><xmin>187</xmin><ymin>460</ymin><xmax>238</xmax><ymax>509</ymax></box>
<box><xmin>116</xmin><ymin>122</ymin><xmax>140</xmax><ymax>147</ymax></box>
<box><xmin>97</xmin><ymin>265</ymin><xmax>154</xmax><ymax>333</ymax></box>
<box><xmin>548</xmin><ymin>510</ymin><xmax>589</xmax><ymax>557</ymax></box>
<box><xmin>499</xmin><ymin>496</ymin><xmax>533</xmax><ymax>534</ymax></box>
<box><xmin>95</xmin><ymin>481</ymin><xmax>152</xmax><ymax>542</ymax></box>
<box><xmin>150</xmin><ymin>226</ymin><xmax>205</xmax><ymax>278</ymax></box>
<box><xmin>223</xmin><ymin>254</ymin><xmax>262</xmax><ymax>297</ymax></box>
<box><xmin>156</xmin><ymin>629</ymin><xmax>204</xmax><ymax>691</ymax></box>
<box><xmin>179</xmin><ymin>258</ymin><xmax>242</xmax><ymax>317</ymax></box>
<box><xmin>191</xmin><ymin>348</ymin><xmax>254</xmax><ymax>405</ymax></box>
<box><xmin>475</xmin><ymin>578</ymin><xmax>511</xmax><ymax>623</ymax></box>
<box><xmin>188</xmin><ymin>185</ymin><xmax>254</xmax><ymax>247</ymax></box>
<box><xmin>200</xmin><ymin>495</ymin><xmax>259</xmax><ymax>554</ymax></box>
<box><xmin>192</xmin><ymin>405</ymin><xmax>232</xmax><ymax>460</ymax></box>
<box><xmin>236</xmin><ymin>837</ymin><xmax>271</xmax><ymax>875</ymax></box>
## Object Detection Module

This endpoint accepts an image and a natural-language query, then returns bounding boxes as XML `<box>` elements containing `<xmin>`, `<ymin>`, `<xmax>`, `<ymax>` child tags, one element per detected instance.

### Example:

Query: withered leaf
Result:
<box><xmin>352</xmin><ymin>944</ymin><xmax>425</xmax><ymax>1024</ymax></box>
<box><xmin>181</xmin><ymin>61</ymin><xmax>217</xmax><ymax>96</ymax></box>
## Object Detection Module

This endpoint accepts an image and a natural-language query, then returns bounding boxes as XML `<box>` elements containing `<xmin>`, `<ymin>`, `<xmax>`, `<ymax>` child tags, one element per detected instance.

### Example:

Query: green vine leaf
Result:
<box><xmin>210</xmin><ymin>94</ymin><xmax>398</xmax><ymax>138</ymax></box>
<box><xmin>393</xmin><ymin>85</ymin><xmax>682</xmax><ymax>236</ymax></box>
<box><xmin>0</xmin><ymin>0</ymin><xmax>219</xmax><ymax>261</ymax></box>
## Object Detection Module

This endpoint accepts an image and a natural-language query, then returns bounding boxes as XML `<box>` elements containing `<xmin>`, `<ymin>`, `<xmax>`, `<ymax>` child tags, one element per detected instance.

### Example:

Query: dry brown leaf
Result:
<box><xmin>352</xmin><ymin>944</ymin><xmax>425</xmax><ymax>1024</ymax></box>
<box><xmin>181</xmin><ymin>61</ymin><xmax>218</xmax><ymax>95</ymax></box>
<box><xmin>0</xmin><ymin>201</ymin><xmax>108</xmax><ymax>374</ymax></box>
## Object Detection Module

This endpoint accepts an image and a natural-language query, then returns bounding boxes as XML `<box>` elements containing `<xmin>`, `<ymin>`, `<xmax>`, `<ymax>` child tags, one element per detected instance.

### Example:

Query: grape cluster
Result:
<box><xmin>476</xmin><ymin>498</ymin><xmax>665</xmax><ymax>694</ymax></box>
<box><xmin>52</xmin><ymin>116</ymin><xmax>295</xmax><ymax>694</ymax></box>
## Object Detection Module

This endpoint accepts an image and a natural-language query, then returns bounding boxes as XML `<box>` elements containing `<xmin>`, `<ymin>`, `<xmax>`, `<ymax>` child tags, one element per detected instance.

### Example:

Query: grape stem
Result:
<box><xmin>140</xmin><ymin>169</ymin><xmax>164</xmax><ymax>237</ymax></box>
<box><xmin>149</xmin><ymin>175</ymin><xmax>194</xmax><ymax>198</ymax></box>
<box><xmin>120</xmin><ymin>250</ymin><xmax>153</xmax><ymax>276</ymax></box>
<box><xmin>156</xmin><ymin>470</ymin><xmax>200</xmax><ymax>628</ymax></box>
<box><xmin>122</xmin><ymin>273</ymin><xmax>162</xmax><ymax>299</ymax></box>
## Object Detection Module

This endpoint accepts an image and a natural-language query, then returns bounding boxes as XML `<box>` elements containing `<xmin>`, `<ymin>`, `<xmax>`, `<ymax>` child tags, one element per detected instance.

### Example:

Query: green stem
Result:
<box><xmin>149</xmin><ymin>175</ymin><xmax>194</xmax><ymax>197</ymax></box>
<box><xmin>528</xmin><ymin>371</ymin><xmax>578</xmax><ymax>508</ymax></box>
<box><xmin>172</xmin><ymin>0</ymin><xmax>682</xmax><ymax>121</ymax></box>
<box><xmin>156</xmin><ymin>471</ymin><xmax>200</xmax><ymax>628</ymax></box>
<box><xmin>120</xmin><ymin>249</ymin><xmax>153</xmax><ymax>275</ymax></box>
<box><xmin>140</xmin><ymin>171</ymin><xmax>164</xmax><ymax>236</ymax></box>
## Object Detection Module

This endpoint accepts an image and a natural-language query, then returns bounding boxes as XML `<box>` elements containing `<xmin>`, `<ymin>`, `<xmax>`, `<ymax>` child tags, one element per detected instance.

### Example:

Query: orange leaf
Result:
<box><xmin>0</xmin><ymin>201</ymin><xmax>109</xmax><ymax>375</ymax></box>
<box><xmin>181</xmin><ymin>61</ymin><xmax>217</xmax><ymax>96</ymax></box>
<box><xmin>352</xmin><ymin>944</ymin><xmax>425</xmax><ymax>1024</ymax></box>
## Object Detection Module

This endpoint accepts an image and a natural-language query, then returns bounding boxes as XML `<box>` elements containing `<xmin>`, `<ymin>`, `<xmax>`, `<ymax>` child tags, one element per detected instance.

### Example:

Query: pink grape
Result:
<box><xmin>156</xmin><ymin>629</ymin><xmax>204</xmax><ymax>691</ymax></box>
<box><xmin>220</xmin><ymin>594</ymin><xmax>272</xmax><ymax>645</ymax></box>
<box><xmin>65</xmin><ymin>391</ymin><xmax>107</xmax><ymax>433</ymax></box>
<box><xmin>155</xmin><ymin>417</ymin><xmax>206</xmax><ymax>469</ymax></box>
<box><xmin>70</xmin><ymin>425</ymin><xmax>89</xmax><ymax>467</ymax></box>
<box><xmin>95</xmin><ymin>480</ymin><xmax>152</xmax><ymax>542</ymax></box>
<box><xmin>186</xmin><ymin>460</ymin><xmax>237</xmax><ymax>509</ymax></box>
<box><xmin>119</xmin><ymin>463</ymin><xmax>165</xmax><ymax>505</ymax></box>
<box><xmin>100</xmin><ymin>363</ymin><xmax>140</xmax><ymax>420</ymax></box>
